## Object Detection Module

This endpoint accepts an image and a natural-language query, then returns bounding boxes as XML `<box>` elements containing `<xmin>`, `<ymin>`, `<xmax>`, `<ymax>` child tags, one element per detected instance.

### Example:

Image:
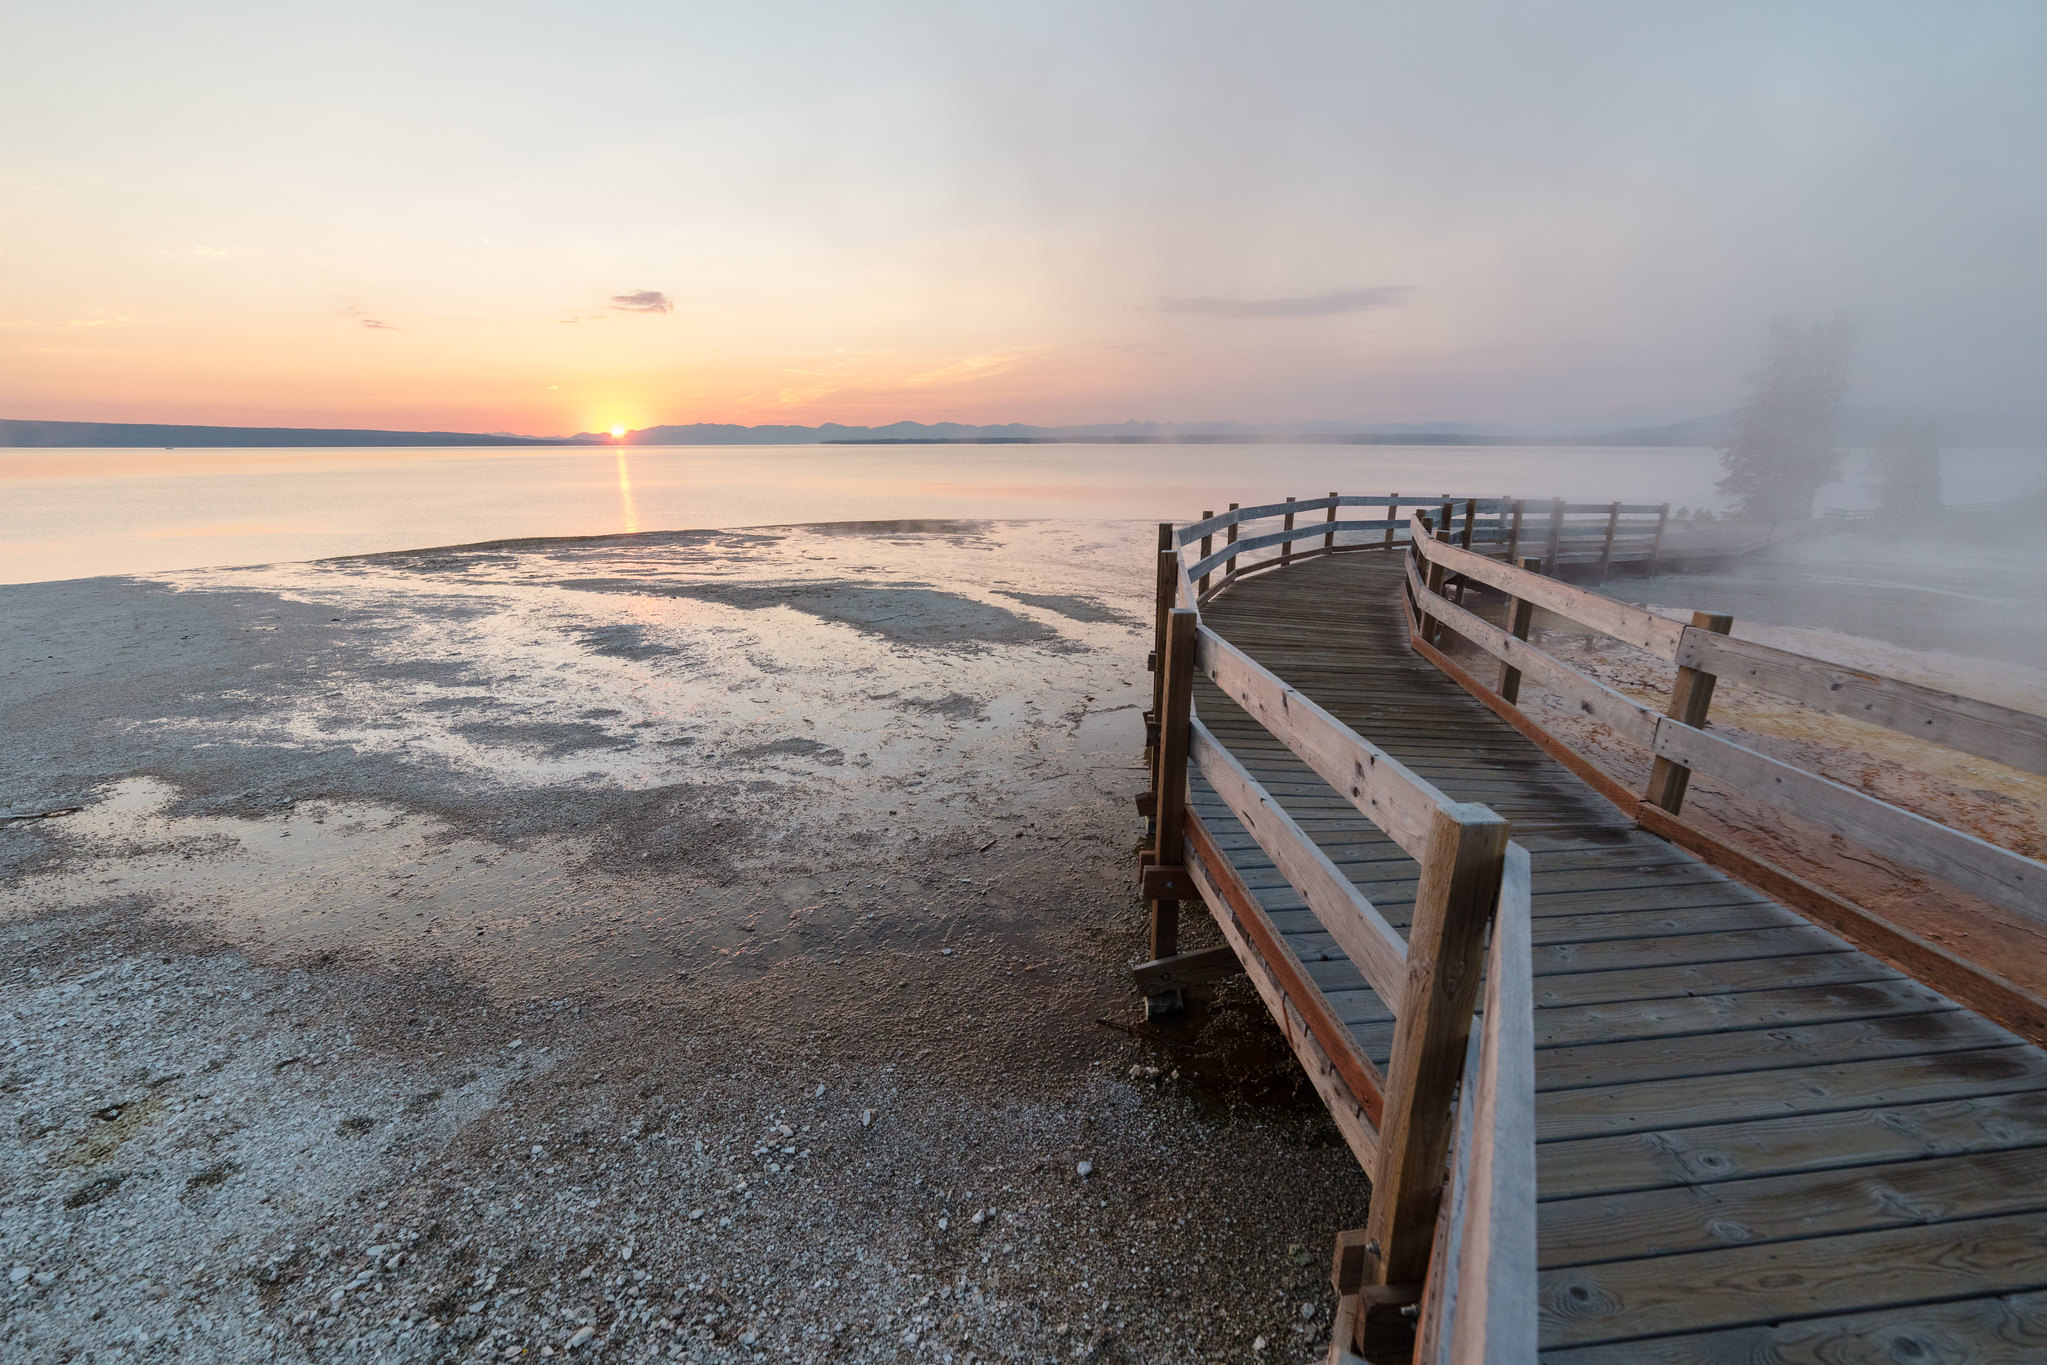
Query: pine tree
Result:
<box><xmin>1716</xmin><ymin>314</ymin><xmax>1859</xmax><ymax>522</ymax></box>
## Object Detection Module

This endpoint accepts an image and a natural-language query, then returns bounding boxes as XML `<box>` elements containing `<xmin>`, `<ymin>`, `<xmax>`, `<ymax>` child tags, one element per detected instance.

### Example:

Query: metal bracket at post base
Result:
<box><xmin>1138</xmin><ymin>863</ymin><xmax>1196</xmax><ymax>901</ymax></box>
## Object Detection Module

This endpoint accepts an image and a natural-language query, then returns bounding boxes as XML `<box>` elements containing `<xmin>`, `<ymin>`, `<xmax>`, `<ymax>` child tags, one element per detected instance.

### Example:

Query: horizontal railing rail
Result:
<box><xmin>1403</xmin><ymin>513</ymin><xmax>2047</xmax><ymax>1047</ymax></box>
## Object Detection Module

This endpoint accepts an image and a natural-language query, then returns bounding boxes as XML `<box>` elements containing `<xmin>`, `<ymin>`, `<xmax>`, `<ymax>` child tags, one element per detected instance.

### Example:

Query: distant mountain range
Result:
<box><xmin>6</xmin><ymin>411</ymin><xmax>2042</xmax><ymax>449</ymax></box>
<box><xmin>0</xmin><ymin>419</ymin><xmax>571</xmax><ymax>448</ymax></box>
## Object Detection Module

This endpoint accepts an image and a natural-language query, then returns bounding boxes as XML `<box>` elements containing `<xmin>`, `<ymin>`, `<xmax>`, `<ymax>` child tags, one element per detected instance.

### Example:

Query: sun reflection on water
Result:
<box><xmin>614</xmin><ymin>448</ymin><xmax>640</xmax><ymax>533</ymax></box>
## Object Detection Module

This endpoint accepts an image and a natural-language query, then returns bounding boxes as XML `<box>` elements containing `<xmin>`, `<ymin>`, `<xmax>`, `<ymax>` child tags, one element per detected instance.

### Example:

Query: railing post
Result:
<box><xmin>1143</xmin><ymin>607</ymin><xmax>1199</xmax><ymax>1015</ymax></box>
<box><xmin>1497</xmin><ymin>556</ymin><xmax>1542</xmax><ymax>704</ymax></box>
<box><xmin>1324</xmin><ymin>491</ymin><xmax>1339</xmax><ymax>553</ymax></box>
<box><xmin>1360</xmin><ymin>803</ymin><xmax>1510</xmax><ymax>1324</ymax></box>
<box><xmin>1644</xmin><ymin>611</ymin><xmax>1733</xmax><ymax>814</ymax></box>
<box><xmin>1281</xmin><ymin>496</ymin><xmax>1297</xmax><ymax>567</ymax></box>
<box><xmin>1647</xmin><ymin>501</ymin><xmax>1670</xmax><ymax>576</ymax></box>
<box><xmin>1427</xmin><ymin>521</ymin><xmax>1452</xmax><ymax>645</ymax></box>
<box><xmin>1545</xmin><ymin>498</ymin><xmax>1565</xmax><ymax>570</ymax></box>
<box><xmin>1384</xmin><ymin>494</ymin><xmax>1399</xmax><ymax>553</ymax></box>
<box><xmin>1597</xmin><ymin>500</ymin><xmax>1620</xmax><ymax>581</ymax></box>
<box><xmin>1452</xmin><ymin>499</ymin><xmax>1477</xmax><ymax>603</ymax></box>
<box><xmin>1226</xmin><ymin>502</ymin><xmax>1240</xmax><ymax>578</ymax></box>
<box><xmin>1146</xmin><ymin>528</ymin><xmax>1175</xmax><ymax>759</ymax></box>
<box><xmin>1505</xmin><ymin>499</ymin><xmax>1524</xmax><ymax>564</ymax></box>
<box><xmin>1198</xmin><ymin>512</ymin><xmax>1215</xmax><ymax>598</ymax></box>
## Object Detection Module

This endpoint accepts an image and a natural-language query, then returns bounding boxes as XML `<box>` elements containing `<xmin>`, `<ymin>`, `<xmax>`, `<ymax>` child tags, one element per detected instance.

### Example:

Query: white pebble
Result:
<box><xmin>861</xmin><ymin>1109</ymin><xmax>873</xmax><ymax>1128</ymax></box>
<box><xmin>7</xmin><ymin>1268</ymin><xmax>28</xmax><ymax>1284</ymax></box>
<box><xmin>813</xmin><ymin>1083</ymin><xmax>825</xmax><ymax>1098</ymax></box>
<box><xmin>566</xmin><ymin>1325</ymin><xmax>594</xmax><ymax>1349</ymax></box>
<box><xmin>1300</xmin><ymin>1301</ymin><xmax>1316</xmax><ymax>1318</ymax></box>
<box><xmin>1075</xmin><ymin>1161</ymin><xmax>1093</xmax><ymax>1178</ymax></box>
<box><xmin>688</xmin><ymin>1209</ymin><xmax>704</xmax><ymax>1221</ymax></box>
<box><xmin>938</xmin><ymin>1217</ymin><xmax>949</xmax><ymax>1231</ymax></box>
<box><xmin>1253</xmin><ymin>1336</ymin><xmax>1268</xmax><ymax>1352</ymax></box>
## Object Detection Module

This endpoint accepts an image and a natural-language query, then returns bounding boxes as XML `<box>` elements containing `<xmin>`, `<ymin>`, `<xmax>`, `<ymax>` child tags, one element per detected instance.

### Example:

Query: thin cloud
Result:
<box><xmin>609</xmin><ymin>289</ymin><xmax>673</xmax><ymax>314</ymax></box>
<box><xmin>361</xmin><ymin>318</ymin><xmax>395</xmax><ymax>330</ymax></box>
<box><xmin>1154</xmin><ymin>286</ymin><xmax>1410</xmax><ymax>318</ymax></box>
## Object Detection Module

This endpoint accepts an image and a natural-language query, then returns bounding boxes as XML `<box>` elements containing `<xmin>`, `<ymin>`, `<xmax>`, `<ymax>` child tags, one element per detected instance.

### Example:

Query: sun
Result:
<box><xmin>609</xmin><ymin>424</ymin><xmax>627</xmax><ymax>438</ymax></box>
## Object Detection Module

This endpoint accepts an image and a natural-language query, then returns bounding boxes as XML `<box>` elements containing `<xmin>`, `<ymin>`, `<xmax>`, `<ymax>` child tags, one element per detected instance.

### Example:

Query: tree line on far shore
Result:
<box><xmin>1716</xmin><ymin>312</ymin><xmax>1940</xmax><ymax>523</ymax></box>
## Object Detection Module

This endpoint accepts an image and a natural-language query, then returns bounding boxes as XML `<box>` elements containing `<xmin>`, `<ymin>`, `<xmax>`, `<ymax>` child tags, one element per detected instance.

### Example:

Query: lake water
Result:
<box><xmin>2</xmin><ymin>441</ymin><xmax>2041</xmax><ymax>585</ymax></box>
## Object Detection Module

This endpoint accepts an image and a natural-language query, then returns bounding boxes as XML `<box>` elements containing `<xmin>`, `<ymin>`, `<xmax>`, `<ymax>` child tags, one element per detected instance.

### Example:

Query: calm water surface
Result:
<box><xmin>3</xmin><ymin>441</ymin><xmax>2040</xmax><ymax>584</ymax></box>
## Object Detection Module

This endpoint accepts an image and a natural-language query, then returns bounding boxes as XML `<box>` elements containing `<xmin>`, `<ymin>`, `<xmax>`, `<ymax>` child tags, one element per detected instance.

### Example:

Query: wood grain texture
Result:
<box><xmin>1173</xmin><ymin>541</ymin><xmax>2047</xmax><ymax>1358</ymax></box>
<box><xmin>1187</xmin><ymin>720</ymin><xmax>1408</xmax><ymax>1003</ymax></box>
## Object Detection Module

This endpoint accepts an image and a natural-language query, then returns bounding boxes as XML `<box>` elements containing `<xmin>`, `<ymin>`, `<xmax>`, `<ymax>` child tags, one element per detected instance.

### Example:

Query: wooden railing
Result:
<box><xmin>1401</xmin><ymin>511</ymin><xmax>2047</xmax><ymax>1043</ymax></box>
<box><xmin>1139</xmin><ymin>500</ymin><xmax>1539</xmax><ymax>1364</ymax></box>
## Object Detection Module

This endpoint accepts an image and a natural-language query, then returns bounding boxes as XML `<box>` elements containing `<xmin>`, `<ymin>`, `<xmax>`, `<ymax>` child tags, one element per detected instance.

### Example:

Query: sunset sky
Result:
<box><xmin>4</xmin><ymin>2</ymin><xmax>2043</xmax><ymax>436</ymax></box>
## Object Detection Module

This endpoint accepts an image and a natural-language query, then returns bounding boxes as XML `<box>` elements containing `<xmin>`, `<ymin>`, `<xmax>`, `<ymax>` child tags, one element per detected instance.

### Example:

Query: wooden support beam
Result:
<box><xmin>1365</xmin><ymin>802</ymin><xmax>1510</xmax><ymax>1294</ymax></box>
<box><xmin>1324</xmin><ymin>491</ymin><xmax>1339</xmax><ymax>552</ymax></box>
<box><xmin>1383</xmin><ymin>494</ymin><xmax>1399</xmax><ymax>553</ymax></box>
<box><xmin>1497</xmin><ymin>556</ymin><xmax>1541</xmax><ymax>704</ymax></box>
<box><xmin>1505</xmin><ymin>499</ymin><xmax>1523</xmax><ymax>564</ymax></box>
<box><xmin>1198</xmin><ymin>512</ymin><xmax>1215</xmax><ymax>597</ymax></box>
<box><xmin>1139</xmin><ymin>863</ymin><xmax>1196</xmax><ymax>901</ymax></box>
<box><xmin>1148</xmin><ymin>608</ymin><xmax>1198</xmax><ymax>970</ymax></box>
<box><xmin>1597</xmin><ymin>500</ymin><xmax>1620</xmax><ymax>580</ymax></box>
<box><xmin>1647</xmin><ymin>501</ymin><xmax>1670</xmax><ymax>576</ymax></box>
<box><xmin>1644</xmin><ymin>610</ymin><xmax>1733</xmax><ymax>814</ymax></box>
<box><xmin>1281</xmin><ymin>496</ymin><xmax>1297</xmax><ymax>567</ymax></box>
<box><xmin>1131</xmin><ymin>944</ymin><xmax>1243</xmax><ymax>996</ymax></box>
<box><xmin>1148</xmin><ymin>529</ymin><xmax>1174</xmax><ymax>747</ymax></box>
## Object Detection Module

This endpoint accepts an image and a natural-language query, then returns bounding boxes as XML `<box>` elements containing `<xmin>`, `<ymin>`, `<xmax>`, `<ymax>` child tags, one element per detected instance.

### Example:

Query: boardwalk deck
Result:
<box><xmin>1188</xmin><ymin>550</ymin><xmax>2047</xmax><ymax>1360</ymax></box>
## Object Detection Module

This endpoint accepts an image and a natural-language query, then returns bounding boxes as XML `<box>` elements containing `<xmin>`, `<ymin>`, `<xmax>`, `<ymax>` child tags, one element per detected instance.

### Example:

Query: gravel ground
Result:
<box><xmin>1</xmin><ymin>521</ymin><xmax>1369</xmax><ymax>1365</ymax></box>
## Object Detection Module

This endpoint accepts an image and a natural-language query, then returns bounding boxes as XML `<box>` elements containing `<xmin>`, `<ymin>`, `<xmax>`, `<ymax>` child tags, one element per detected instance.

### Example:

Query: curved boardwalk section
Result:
<box><xmin>1191</xmin><ymin>550</ymin><xmax>2047</xmax><ymax>1361</ymax></box>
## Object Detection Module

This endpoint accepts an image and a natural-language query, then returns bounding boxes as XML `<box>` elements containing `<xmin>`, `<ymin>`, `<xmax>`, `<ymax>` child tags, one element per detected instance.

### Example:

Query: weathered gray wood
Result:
<box><xmin>1441</xmin><ymin>841</ymin><xmax>1537</xmax><ymax>1364</ymax></box>
<box><xmin>1148</xmin><ymin>607</ymin><xmax>1198</xmax><ymax>962</ymax></box>
<box><xmin>1538</xmin><ymin>1210</ymin><xmax>2047</xmax><ymax>1347</ymax></box>
<box><xmin>1410</xmin><ymin>515</ymin><xmax>1685</xmax><ymax>657</ymax></box>
<box><xmin>1644</xmin><ymin>610</ymin><xmax>1733</xmax><ymax>814</ymax></box>
<box><xmin>1131</xmin><ymin>943</ymin><xmax>1242</xmax><ymax>994</ymax></box>
<box><xmin>1405</xmin><ymin>554</ymin><xmax>1662</xmax><ymax>746</ymax></box>
<box><xmin>1194</xmin><ymin>622</ymin><xmax>1451</xmax><ymax>861</ymax></box>
<box><xmin>1367</xmin><ymin>802</ymin><xmax>1511</xmax><ymax>1289</ymax></box>
<box><xmin>1649</xmin><ymin>719</ymin><xmax>2047</xmax><ymax>927</ymax></box>
<box><xmin>1678</xmin><ymin>627</ymin><xmax>2047</xmax><ymax>778</ymax></box>
<box><xmin>1187</xmin><ymin>718</ymin><xmax>1410</xmax><ymax>1005</ymax></box>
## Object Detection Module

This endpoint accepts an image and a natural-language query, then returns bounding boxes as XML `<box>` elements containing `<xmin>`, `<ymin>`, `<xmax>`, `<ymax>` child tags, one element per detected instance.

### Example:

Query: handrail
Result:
<box><xmin>1406</xmin><ymin>529</ymin><xmax>2047</xmax><ymax>930</ymax></box>
<box><xmin>1188</xmin><ymin>715</ymin><xmax>1411</xmax><ymax>1004</ymax></box>
<box><xmin>1408</xmin><ymin>515</ymin><xmax>2047</xmax><ymax>777</ymax></box>
<box><xmin>1415</xmin><ymin>843</ymin><xmax>1537</xmax><ymax>1364</ymax></box>
<box><xmin>1141</xmin><ymin>497</ymin><xmax>1533</xmax><ymax>1365</ymax></box>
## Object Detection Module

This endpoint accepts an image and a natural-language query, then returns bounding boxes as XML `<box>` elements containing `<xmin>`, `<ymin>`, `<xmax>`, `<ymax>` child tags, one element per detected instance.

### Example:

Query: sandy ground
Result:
<box><xmin>1</xmin><ymin>521</ymin><xmax>1364</xmax><ymax>1365</ymax></box>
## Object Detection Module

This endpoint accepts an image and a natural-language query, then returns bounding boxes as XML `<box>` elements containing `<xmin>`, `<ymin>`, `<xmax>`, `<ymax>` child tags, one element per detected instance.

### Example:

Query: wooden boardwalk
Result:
<box><xmin>1190</xmin><ymin>550</ymin><xmax>2047</xmax><ymax>1360</ymax></box>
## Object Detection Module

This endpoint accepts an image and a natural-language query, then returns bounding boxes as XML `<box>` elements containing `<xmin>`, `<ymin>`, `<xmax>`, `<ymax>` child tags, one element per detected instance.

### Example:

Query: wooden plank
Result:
<box><xmin>1529</xmin><ymin>952</ymin><xmax>1899</xmax><ymax>1010</ymax></box>
<box><xmin>1367</xmin><ymin>801</ymin><xmax>1511</xmax><ymax>1288</ymax></box>
<box><xmin>1405</xmin><ymin>554</ymin><xmax>1662</xmax><ymax>748</ymax></box>
<box><xmin>1183</xmin><ymin>808</ymin><xmax>1388</xmax><ymax>1128</ymax></box>
<box><xmin>1442</xmin><ymin>841</ymin><xmax>1538</xmax><ymax>1363</ymax></box>
<box><xmin>1538</xmin><ymin>1088</ymin><xmax>2047</xmax><ymax>1199</ymax></box>
<box><xmin>1409</xmin><ymin>512</ymin><xmax>1684</xmax><ymax>658</ymax></box>
<box><xmin>1534</xmin><ymin>1009</ymin><xmax>2009</xmax><ymax>1093</ymax></box>
<box><xmin>1194</xmin><ymin>622</ymin><xmax>1450</xmax><ymax>860</ymax></box>
<box><xmin>1677</xmin><ymin>626</ymin><xmax>2047</xmax><ymax>779</ymax></box>
<box><xmin>1643</xmin><ymin>610</ymin><xmax>1731</xmax><ymax>814</ymax></box>
<box><xmin>1525</xmin><ymin>977</ymin><xmax>1954</xmax><ymax>1049</ymax></box>
<box><xmin>1649</xmin><ymin>718</ymin><xmax>2047</xmax><ymax>927</ymax></box>
<box><xmin>1187</xmin><ymin>721</ymin><xmax>1409</xmax><ymax>1004</ymax></box>
<box><xmin>1535</xmin><ymin>1046</ymin><xmax>2047</xmax><ymax>1143</ymax></box>
<box><xmin>1537</xmin><ymin>1210</ymin><xmax>2047</xmax><ymax>1346</ymax></box>
<box><xmin>1131</xmin><ymin>944</ymin><xmax>1243</xmax><ymax>994</ymax></box>
<box><xmin>1539</xmin><ymin>1143</ymin><xmax>2047</xmax><ymax>1268</ymax></box>
<box><xmin>1183</xmin><ymin>812</ymin><xmax>1383</xmax><ymax>1169</ymax></box>
<box><xmin>1148</xmin><ymin>608</ymin><xmax>1199</xmax><ymax>962</ymax></box>
<box><xmin>1539</xmin><ymin>1290</ymin><xmax>2047</xmax><ymax>1365</ymax></box>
